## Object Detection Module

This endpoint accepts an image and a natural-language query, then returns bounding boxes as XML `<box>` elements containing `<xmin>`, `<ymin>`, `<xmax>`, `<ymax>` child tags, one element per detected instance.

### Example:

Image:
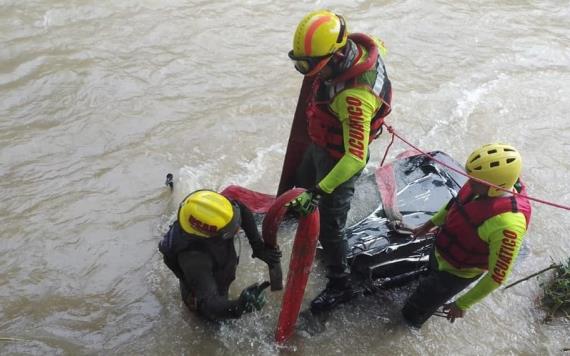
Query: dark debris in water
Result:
<box><xmin>540</xmin><ymin>257</ymin><xmax>570</xmax><ymax>322</ymax></box>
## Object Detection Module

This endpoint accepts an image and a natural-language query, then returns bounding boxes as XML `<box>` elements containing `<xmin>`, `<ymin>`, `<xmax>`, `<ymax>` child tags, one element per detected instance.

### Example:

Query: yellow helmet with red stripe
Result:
<box><xmin>289</xmin><ymin>10</ymin><xmax>348</xmax><ymax>76</ymax></box>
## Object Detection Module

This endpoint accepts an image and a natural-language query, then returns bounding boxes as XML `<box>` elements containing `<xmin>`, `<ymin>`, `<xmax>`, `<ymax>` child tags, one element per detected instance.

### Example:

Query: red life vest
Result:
<box><xmin>306</xmin><ymin>33</ymin><xmax>392</xmax><ymax>160</ymax></box>
<box><xmin>435</xmin><ymin>181</ymin><xmax>532</xmax><ymax>270</ymax></box>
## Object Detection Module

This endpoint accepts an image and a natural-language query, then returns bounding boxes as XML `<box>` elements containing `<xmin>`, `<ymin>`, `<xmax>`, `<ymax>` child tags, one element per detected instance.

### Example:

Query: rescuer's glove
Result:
<box><xmin>287</xmin><ymin>187</ymin><xmax>323</xmax><ymax>216</ymax></box>
<box><xmin>238</xmin><ymin>282</ymin><xmax>271</xmax><ymax>314</ymax></box>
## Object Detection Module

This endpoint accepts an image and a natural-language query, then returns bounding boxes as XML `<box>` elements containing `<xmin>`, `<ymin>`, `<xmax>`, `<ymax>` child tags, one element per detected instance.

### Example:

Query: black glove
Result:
<box><xmin>238</xmin><ymin>281</ymin><xmax>270</xmax><ymax>314</ymax></box>
<box><xmin>286</xmin><ymin>186</ymin><xmax>323</xmax><ymax>216</ymax></box>
<box><xmin>251</xmin><ymin>240</ymin><xmax>282</xmax><ymax>266</ymax></box>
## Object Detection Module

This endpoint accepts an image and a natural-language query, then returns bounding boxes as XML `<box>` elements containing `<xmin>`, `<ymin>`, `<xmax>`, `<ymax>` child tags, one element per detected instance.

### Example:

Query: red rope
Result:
<box><xmin>382</xmin><ymin>124</ymin><xmax>570</xmax><ymax>212</ymax></box>
<box><xmin>380</xmin><ymin>129</ymin><xmax>395</xmax><ymax>167</ymax></box>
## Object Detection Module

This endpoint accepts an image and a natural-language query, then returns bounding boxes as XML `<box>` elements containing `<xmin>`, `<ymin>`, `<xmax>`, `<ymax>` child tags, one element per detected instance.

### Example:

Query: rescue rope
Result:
<box><xmin>379</xmin><ymin>127</ymin><xmax>395</xmax><ymax>167</ymax></box>
<box><xmin>380</xmin><ymin>124</ymin><xmax>570</xmax><ymax>212</ymax></box>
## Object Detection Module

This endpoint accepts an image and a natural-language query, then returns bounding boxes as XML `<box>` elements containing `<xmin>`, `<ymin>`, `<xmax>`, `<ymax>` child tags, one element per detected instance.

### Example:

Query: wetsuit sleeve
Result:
<box><xmin>178</xmin><ymin>250</ymin><xmax>243</xmax><ymax>320</ymax></box>
<box><xmin>455</xmin><ymin>212</ymin><xmax>527</xmax><ymax>310</ymax></box>
<box><xmin>235</xmin><ymin>201</ymin><xmax>263</xmax><ymax>247</ymax></box>
<box><xmin>317</xmin><ymin>87</ymin><xmax>380</xmax><ymax>193</ymax></box>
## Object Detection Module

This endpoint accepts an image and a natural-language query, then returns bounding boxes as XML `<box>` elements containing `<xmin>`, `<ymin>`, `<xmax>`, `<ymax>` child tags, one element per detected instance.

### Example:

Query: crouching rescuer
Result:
<box><xmin>159</xmin><ymin>190</ymin><xmax>282</xmax><ymax>321</ymax></box>
<box><xmin>402</xmin><ymin>143</ymin><xmax>532</xmax><ymax>328</ymax></box>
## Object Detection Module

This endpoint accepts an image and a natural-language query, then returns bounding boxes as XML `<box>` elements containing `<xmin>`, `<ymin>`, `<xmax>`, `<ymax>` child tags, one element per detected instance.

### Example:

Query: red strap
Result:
<box><xmin>262</xmin><ymin>188</ymin><xmax>305</xmax><ymax>247</ymax></box>
<box><xmin>263</xmin><ymin>189</ymin><xmax>320</xmax><ymax>344</ymax></box>
<box><xmin>332</xmin><ymin>33</ymin><xmax>378</xmax><ymax>84</ymax></box>
<box><xmin>275</xmin><ymin>209</ymin><xmax>320</xmax><ymax>343</ymax></box>
<box><xmin>220</xmin><ymin>185</ymin><xmax>276</xmax><ymax>213</ymax></box>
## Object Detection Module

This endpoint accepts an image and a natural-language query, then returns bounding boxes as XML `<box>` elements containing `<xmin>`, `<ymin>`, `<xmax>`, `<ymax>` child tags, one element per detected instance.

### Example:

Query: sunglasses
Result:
<box><xmin>289</xmin><ymin>15</ymin><xmax>346</xmax><ymax>75</ymax></box>
<box><xmin>288</xmin><ymin>51</ymin><xmax>332</xmax><ymax>75</ymax></box>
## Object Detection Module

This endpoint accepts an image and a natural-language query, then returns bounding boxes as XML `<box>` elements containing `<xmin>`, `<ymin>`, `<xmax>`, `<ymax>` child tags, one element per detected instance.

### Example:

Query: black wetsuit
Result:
<box><xmin>159</xmin><ymin>200</ymin><xmax>263</xmax><ymax>321</ymax></box>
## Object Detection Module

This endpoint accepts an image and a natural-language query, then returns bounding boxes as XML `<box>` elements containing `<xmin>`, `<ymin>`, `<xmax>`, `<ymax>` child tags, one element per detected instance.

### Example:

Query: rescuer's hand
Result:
<box><xmin>251</xmin><ymin>240</ymin><xmax>282</xmax><ymax>266</ymax></box>
<box><xmin>238</xmin><ymin>282</ymin><xmax>271</xmax><ymax>314</ymax></box>
<box><xmin>410</xmin><ymin>220</ymin><xmax>436</xmax><ymax>237</ymax></box>
<box><xmin>287</xmin><ymin>187</ymin><xmax>322</xmax><ymax>216</ymax></box>
<box><xmin>388</xmin><ymin>220</ymin><xmax>413</xmax><ymax>235</ymax></box>
<box><xmin>442</xmin><ymin>302</ymin><xmax>465</xmax><ymax>323</ymax></box>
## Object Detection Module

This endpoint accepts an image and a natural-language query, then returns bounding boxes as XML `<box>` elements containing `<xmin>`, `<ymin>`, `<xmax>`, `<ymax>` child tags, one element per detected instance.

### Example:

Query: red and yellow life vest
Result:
<box><xmin>435</xmin><ymin>181</ymin><xmax>532</xmax><ymax>270</ymax></box>
<box><xmin>306</xmin><ymin>33</ymin><xmax>392</xmax><ymax>160</ymax></box>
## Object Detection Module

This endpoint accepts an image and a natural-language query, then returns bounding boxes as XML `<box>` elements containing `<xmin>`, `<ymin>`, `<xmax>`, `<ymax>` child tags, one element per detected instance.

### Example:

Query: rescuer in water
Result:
<box><xmin>402</xmin><ymin>143</ymin><xmax>532</xmax><ymax>327</ymax></box>
<box><xmin>159</xmin><ymin>190</ymin><xmax>282</xmax><ymax>321</ymax></box>
<box><xmin>286</xmin><ymin>10</ymin><xmax>393</xmax><ymax>312</ymax></box>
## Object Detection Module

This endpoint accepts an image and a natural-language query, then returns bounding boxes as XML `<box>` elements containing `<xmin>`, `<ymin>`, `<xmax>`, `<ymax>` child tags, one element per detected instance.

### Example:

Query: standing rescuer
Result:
<box><xmin>286</xmin><ymin>10</ymin><xmax>392</xmax><ymax>312</ymax></box>
<box><xmin>158</xmin><ymin>190</ymin><xmax>281</xmax><ymax>321</ymax></box>
<box><xmin>402</xmin><ymin>143</ymin><xmax>532</xmax><ymax>328</ymax></box>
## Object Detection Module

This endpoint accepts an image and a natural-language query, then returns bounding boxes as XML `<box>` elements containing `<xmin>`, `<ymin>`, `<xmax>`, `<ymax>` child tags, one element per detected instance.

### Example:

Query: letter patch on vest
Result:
<box><xmin>346</xmin><ymin>96</ymin><xmax>365</xmax><ymax>160</ymax></box>
<box><xmin>491</xmin><ymin>229</ymin><xmax>518</xmax><ymax>284</ymax></box>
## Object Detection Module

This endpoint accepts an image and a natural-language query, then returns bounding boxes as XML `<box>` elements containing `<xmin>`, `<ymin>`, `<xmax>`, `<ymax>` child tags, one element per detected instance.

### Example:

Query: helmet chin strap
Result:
<box><xmin>330</xmin><ymin>39</ymin><xmax>357</xmax><ymax>76</ymax></box>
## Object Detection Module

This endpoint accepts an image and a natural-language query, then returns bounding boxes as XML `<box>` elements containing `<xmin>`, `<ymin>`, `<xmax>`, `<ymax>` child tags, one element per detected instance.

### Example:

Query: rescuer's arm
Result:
<box><xmin>236</xmin><ymin>201</ymin><xmax>281</xmax><ymax>266</ymax></box>
<box><xmin>178</xmin><ymin>250</ymin><xmax>245</xmax><ymax>320</ymax></box>
<box><xmin>317</xmin><ymin>88</ymin><xmax>379</xmax><ymax>193</ymax></box>
<box><xmin>235</xmin><ymin>201</ymin><xmax>262</xmax><ymax>246</ymax></box>
<box><xmin>454</xmin><ymin>212</ymin><xmax>527</xmax><ymax>310</ymax></box>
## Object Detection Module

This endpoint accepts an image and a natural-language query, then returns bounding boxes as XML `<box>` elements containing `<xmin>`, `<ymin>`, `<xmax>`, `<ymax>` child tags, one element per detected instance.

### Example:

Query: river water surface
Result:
<box><xmin>1</xmin><ymin>0</ymin><xmax>569</xmax><ymax>355</ymax></box>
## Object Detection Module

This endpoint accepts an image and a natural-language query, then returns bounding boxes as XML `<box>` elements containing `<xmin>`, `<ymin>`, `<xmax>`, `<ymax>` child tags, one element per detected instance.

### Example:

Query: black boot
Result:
<box><xmin>310</xmin><ymin>277</ymin><xmax>358</xmax><ymax>313</ymax></box>
<box><xmin>401</xmin><ymin>302</ymin><xmax>426</xmax><ymax>329</ymax></box>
